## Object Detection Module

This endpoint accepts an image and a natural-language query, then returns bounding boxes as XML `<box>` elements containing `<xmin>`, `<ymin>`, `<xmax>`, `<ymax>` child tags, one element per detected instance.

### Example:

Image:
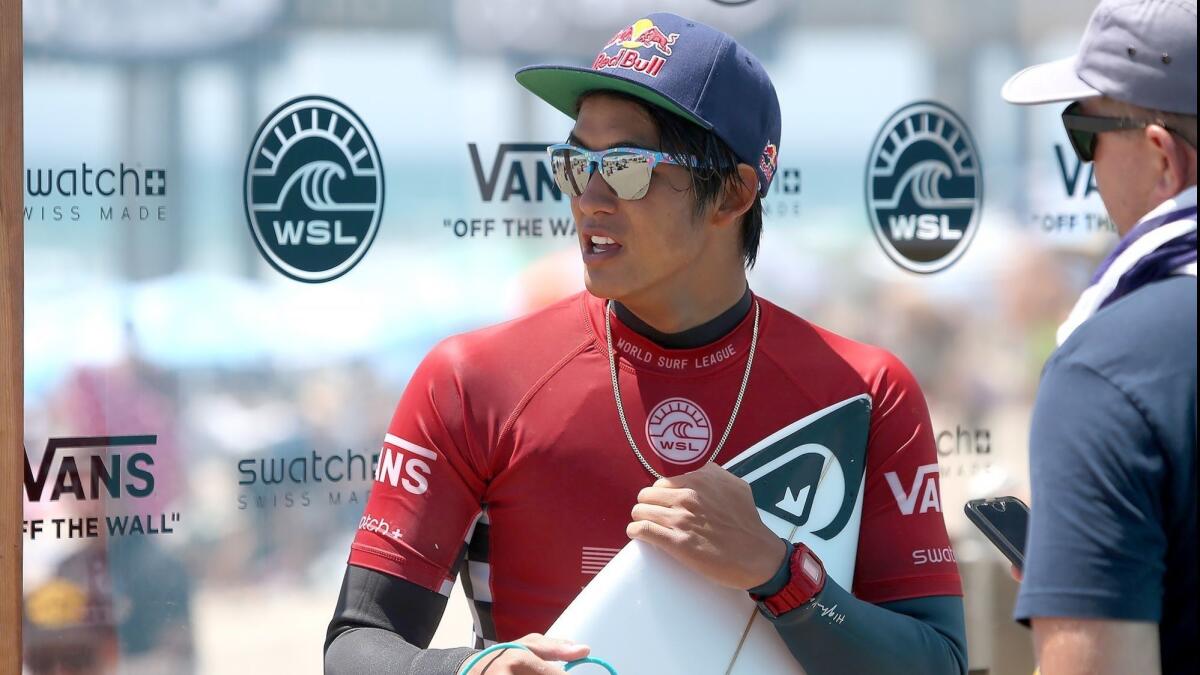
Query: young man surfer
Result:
<box><xmin>326</xmin><ymin>13</ymin><xmax>966</xmax><ymax>674</ymax></box>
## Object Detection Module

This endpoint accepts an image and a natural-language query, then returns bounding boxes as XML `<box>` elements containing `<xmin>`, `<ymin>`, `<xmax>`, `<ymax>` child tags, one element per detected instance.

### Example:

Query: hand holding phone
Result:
<box><xmin>964</xmin><ymin>496</ymin><xmax>1029</xmax><ymax>571</ymax></box>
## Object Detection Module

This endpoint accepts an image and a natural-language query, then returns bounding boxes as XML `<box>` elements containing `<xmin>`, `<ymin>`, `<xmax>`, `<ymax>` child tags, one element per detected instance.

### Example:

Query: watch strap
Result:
<box><xmin>751</xmin><ymin>542</ymin><xmax>826</xmax><ymax>618</ymax></box>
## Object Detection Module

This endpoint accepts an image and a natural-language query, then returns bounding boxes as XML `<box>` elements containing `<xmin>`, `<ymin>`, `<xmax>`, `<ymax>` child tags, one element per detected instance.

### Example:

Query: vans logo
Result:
<box><xmin>884</xmin><ymin>463</ymin><xmax>942</xmax><ymax>515</ymax></box>
<box><xmin>23</xmin><ymin>435</ymin><xmax>157</xmax><ymax>502</ymax></box>
<box><xmin>374</xmin><ymin>434</ymin><xmax>436</xmax><ymax>496</ymax></box>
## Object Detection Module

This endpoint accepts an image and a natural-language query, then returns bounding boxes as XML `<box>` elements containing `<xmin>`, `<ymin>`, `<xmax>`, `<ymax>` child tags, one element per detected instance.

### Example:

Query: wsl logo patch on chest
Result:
<box><xmin>244</xmin><ymin>95</ymin><xmax>384</xmax><ymax>282</ymax></box>
<box><xmin>866</xmin><ymin>101</ymin><xmax>982</xmax><ymax>274</ymax></box>
<box><xmin>645</xmin><ymin>397</ymin><xmax>711</xmax><ymax>464</ymax></box>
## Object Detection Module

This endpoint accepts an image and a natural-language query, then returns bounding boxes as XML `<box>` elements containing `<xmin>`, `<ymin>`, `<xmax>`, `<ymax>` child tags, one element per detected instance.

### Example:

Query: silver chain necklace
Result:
<box><xmin>605</xmin><ymin>299</ymin><xmax>760</xmax><ymax>480</ymax></box>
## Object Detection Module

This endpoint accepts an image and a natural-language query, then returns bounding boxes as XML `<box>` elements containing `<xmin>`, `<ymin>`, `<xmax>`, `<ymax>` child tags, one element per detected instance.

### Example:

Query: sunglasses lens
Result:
<box><xmin>550</xmin><ymin>147</ymin><xmax>591</xmax><ymax>197</ymax></box>
<box><xmin>1062</xmin><ymin>104</ymin><xmax>1096</xmax><ymax>163</ymax></box>
<box><xmin>599</xmin><ymin>151</ymin><xmax>653</xmax><ymax>200</ymax></box>
<box><xmin>1069</xmin><ymin>127</ymin><xmax>1095</xmax><ymax>162</ymax></box>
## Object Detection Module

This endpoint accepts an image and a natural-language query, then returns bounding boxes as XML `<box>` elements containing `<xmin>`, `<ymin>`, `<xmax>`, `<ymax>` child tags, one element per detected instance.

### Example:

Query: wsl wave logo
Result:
<box><xmin>244</xmin><ymin>96</ymin><xmax>384</xmax><ymax>282</ymax></box>
<box><xmin>646</xmin><ymin>398</ymin><xmax>712</xmax><ymax>464</ymax></box>
<box><xmin>866</xmin><ymin>101</ymin><xmax>982</xmax><ymax>274</ymax></box>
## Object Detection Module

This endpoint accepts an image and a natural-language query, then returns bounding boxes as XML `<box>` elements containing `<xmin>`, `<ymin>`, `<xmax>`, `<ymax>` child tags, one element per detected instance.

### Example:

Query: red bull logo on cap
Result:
<box><xmin>758</xmin><ymin>143</ymin><xmax>778</xmax><ymax>183</ymax></box>
<box><xmin>593</xmin><ymin>18</ymin><xmax>681</xmax><ymax>78</ymax></box>
<box><xmin>604</xmin><ymin>18</ymin><xmax>679</xmax><ymax>55</ymax></box>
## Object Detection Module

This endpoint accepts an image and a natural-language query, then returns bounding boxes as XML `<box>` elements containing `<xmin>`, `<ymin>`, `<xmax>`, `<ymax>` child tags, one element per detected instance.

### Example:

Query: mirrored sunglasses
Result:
<box><xmin>547</xmin><ymin>143</ymin><xmax>700</xmax><ymax>200</ymax></box>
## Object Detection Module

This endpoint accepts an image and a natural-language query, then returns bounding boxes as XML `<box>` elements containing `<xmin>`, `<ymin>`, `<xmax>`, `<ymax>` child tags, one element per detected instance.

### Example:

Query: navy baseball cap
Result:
<box><xmin>516</xmin><ymin>13</ymin><xmax>782</xmax><ymax>196</ymax></box>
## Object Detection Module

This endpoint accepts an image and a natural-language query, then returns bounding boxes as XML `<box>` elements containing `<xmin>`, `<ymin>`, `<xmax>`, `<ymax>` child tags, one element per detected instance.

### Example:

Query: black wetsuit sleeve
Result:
<box><xmin>324</xmin><ymin>565</ymin><xmax>478</xmax><ymax>675</ymax></box>
<box><xmin>766</xmin><ymin>576</ymin><xmax>968</xmax><ymax>674</ymax></box>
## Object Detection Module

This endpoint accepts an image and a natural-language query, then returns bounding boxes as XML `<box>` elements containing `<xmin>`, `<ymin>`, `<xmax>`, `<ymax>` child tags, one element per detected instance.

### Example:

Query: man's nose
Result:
<box><xmin>576</xmin><ymin>162</ymin><xmax>619</xmax><ymax>215</ymax></box>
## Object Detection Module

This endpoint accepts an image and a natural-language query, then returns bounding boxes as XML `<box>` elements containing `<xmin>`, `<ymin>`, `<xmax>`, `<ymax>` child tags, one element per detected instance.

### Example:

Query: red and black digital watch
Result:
<box><xmin>751</xmin><ymin>542</ymin><xmax>827</xmax><ymax>618</ymax></box>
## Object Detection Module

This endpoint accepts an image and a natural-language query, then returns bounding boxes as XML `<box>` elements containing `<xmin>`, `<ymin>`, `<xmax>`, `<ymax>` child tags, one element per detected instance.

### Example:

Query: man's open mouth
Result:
<box><xmin>589</xmin><ymin>234</ymin><xmax>621</xmax><ymax>254</ymax></box>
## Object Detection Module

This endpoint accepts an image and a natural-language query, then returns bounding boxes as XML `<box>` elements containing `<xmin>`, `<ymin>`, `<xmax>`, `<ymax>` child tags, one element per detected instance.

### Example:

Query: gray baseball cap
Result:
<box><xmin>1002</xmin><ymin>0</ymin><xmax>1197</xmax><ymax>114</ymax></box>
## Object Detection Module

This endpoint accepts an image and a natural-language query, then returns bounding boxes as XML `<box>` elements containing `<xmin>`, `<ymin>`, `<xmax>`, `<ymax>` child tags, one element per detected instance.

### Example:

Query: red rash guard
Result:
<box><xmin>349</xmin><ymin>291</ymin><xmax>961</xmax><ymax>646</ymax></box>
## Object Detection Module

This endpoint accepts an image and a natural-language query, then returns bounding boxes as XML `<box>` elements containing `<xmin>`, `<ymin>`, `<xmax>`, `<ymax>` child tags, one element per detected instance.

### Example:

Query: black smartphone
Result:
<box><xmin>964</xmin><ymin>496</ymin><xmax>1029</xmax><ymax>571</ymax></box>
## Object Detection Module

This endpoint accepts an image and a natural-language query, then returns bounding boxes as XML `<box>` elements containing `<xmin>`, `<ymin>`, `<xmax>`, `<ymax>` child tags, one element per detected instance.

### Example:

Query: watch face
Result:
<box><xmin>755</xmin><ymin>544</ymin><xmax>826</xmax><ymax>618</ymax></box>
<box><xmin>799</xmin><ymin>550</ymin><xmax>823</xmax><ymax>585</ymax></box>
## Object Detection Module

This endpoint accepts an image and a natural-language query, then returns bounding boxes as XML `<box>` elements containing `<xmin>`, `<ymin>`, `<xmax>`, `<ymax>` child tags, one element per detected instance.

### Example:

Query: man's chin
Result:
<box><xmin>582</xmin><ymin>272</ymin><xmax>623</xmax><ymax>302</ymax></box>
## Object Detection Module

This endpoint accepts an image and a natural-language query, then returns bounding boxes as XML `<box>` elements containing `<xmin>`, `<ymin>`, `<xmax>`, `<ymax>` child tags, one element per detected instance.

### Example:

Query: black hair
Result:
<box><xmin>575</xmin><ymin>90</ymin><xmax>764</xmax><ymax>269</ymax></box>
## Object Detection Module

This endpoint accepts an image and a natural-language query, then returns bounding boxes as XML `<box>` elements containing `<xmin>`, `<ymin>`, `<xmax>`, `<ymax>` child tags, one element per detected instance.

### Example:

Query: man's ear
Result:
<box><xmin>713</xmin><ymin>164</ymin><xmax>759</xmax><ymax>227</ymax></box>
<box><xmin>1145</xmin><ymin>124</ymin><xmax>1192</xmax><ymax>198</ymax></box>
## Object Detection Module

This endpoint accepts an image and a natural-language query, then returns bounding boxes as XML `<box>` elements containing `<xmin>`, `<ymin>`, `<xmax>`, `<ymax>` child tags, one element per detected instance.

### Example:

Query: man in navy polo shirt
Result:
<box><xmin>1002</xmin><ymin>1</ymin><xmax>1197</xmax><ymax>672</ymax></box>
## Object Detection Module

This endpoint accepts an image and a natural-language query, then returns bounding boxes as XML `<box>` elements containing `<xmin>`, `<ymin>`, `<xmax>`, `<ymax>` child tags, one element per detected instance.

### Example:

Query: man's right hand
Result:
<box><xmin>463</xmin><ymin>633</ymin><xmax>591</xmax><ymax>675</ymax></box>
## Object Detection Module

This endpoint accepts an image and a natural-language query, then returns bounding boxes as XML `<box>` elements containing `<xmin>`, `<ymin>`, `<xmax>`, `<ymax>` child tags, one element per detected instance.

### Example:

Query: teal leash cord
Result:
<box><xmin>457</xmin><ymin>642</ymin><xmax>617</xmax><ymax>674</ymax></box>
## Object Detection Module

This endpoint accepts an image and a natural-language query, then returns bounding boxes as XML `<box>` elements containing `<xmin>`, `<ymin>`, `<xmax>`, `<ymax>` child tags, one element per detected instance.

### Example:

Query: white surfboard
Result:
<box><xmin>547</xmin><ymin>395</ymin><xmax>872</xmax><ymax>674</ymax></box>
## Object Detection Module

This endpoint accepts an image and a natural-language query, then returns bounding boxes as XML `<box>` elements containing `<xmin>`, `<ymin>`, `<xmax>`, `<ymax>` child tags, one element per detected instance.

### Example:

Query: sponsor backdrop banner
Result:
<box><xmin>22</xmin><ymin>1</ymin><xmax>1106</xmax><ymax>673</ymax></box>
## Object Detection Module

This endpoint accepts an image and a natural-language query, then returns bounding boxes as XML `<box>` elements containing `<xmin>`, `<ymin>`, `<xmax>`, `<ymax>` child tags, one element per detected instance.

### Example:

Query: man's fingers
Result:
<box><xmin>652</xmin><ymin>475</ymin><xmax>683</xmax><ymax>489</ymax></box>
<box><xmin>637</xmin><ymin>485</ymin><xmax>699</xmax><ymax>509</ymax></box>
<box><xmin>638</xmin><ymin>486</ymin><xmax>675</xmax><ymax>506</ymax></box>
<box><xmin>652</xmin><ymin>469</ymin><xmax>700</xmax><ymax>490</ymax></box>
<box><xmin>466</xmin><ymin>646</ymin><xmax>569</xmax><ymax>675</ymax></box>
<box><xmin>630</xmin><ymin>502</ymin><xmax>685</xmax><ymax>528</ymax></box>
<box><xmin>514</xmin><ymin>651</ymin><xmax>570</xmax><ymax>675</ymax></box>
<box><xmin>497</xmin><ymin>650</ymin><xmax>569</xmax><ymax>675</ymax></box>
<box><xmin>515</xmin><ymin>633</ymin><xmax>591</xmax><ymax>663</ymax></box>
<box><xmin>626</xmin><ymin>518</ymin><xmax>686</xmax><ymax>548</ymax></box>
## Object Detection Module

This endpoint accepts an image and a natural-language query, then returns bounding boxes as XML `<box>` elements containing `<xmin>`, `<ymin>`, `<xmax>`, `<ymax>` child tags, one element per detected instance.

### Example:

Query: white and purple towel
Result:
<box><xmin>1058</xmin><ymin>186</ymin><xmax>1197</xmax><ymax>346</ymax></box>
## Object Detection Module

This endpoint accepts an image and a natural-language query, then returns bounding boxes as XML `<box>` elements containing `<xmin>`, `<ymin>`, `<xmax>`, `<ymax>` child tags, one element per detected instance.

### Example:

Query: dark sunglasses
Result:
<box><xmin>1061</xmin><ymin>101</ymin><xmax>1194</xmax><ymax>162</ymax></box>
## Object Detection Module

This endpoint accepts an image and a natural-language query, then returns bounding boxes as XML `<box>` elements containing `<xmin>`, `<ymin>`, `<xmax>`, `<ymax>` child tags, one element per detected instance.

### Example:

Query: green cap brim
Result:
<box><xmin>515</xmin><ymin>65</ymin><xmax>712</xmax><ymax>130</ymax></box>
